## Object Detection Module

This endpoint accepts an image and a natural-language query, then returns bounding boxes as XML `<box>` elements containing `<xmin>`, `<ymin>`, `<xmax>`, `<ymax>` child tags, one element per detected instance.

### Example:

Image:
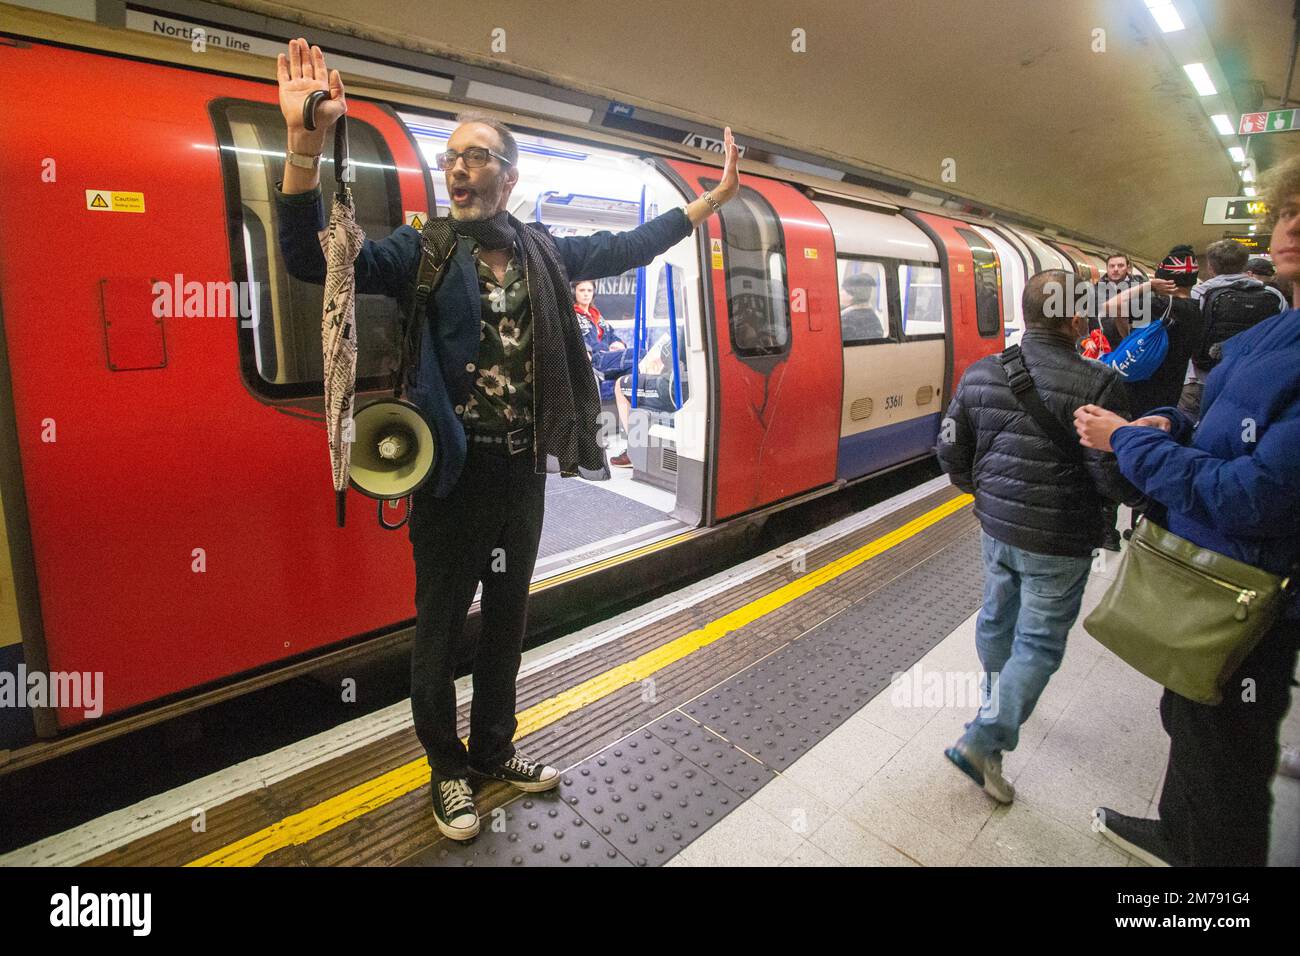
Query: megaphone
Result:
<box><xmin>349</xmin><ymin>398</ymin><xmax>437</xmax><ymax>529</ymax></box>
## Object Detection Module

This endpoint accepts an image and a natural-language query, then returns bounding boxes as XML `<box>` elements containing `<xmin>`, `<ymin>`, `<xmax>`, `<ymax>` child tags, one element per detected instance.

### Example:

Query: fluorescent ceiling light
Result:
<box><xmin>1183</xmin><ymin>62</ymin><xmax>1216</xmax><ymax>96</ymax></box>
<box><xmin>1240</xmin><ymin>168</ymin><xmax>1255</xmax><ymax>182</ymax></box>
<box><xmin>1244</xmin><ymin>186</ymin><xmax>1258</xmax><ymax>197</ymax></box>
<box><xmin>1145</xmin><ymin>0</ymin><xmax>1185</xmax><ymax>32</ymax></box>
<box><xmin>1228</xmin><ymin>146</ymin><xmax>1246</xmax><ymax>162</ymax></box>
<box><xmin>1211</xmin><ymin>114</ymin><xmax>1234</xmax><ymax>135</ymax></box>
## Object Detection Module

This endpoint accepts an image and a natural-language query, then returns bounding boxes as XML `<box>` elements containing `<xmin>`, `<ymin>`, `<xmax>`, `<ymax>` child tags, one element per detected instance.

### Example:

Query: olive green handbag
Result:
<box><xmin>1083</xmin><ymin>518</ymin><xmax>1292</xmax><ymax>705</ymax></box>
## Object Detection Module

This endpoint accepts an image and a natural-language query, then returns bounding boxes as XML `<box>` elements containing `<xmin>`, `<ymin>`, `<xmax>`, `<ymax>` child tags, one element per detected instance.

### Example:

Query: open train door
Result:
<box><xmin>662</xmin><ymin>161</ymin><xmax>842</xmax><ymax>523</ymax></box>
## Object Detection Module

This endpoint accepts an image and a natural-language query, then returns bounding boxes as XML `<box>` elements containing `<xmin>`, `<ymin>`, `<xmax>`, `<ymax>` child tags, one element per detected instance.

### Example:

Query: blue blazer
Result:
<box><xmin>1112</xmin><ymin>309</ymin><xmax>1300</xmax><ymax>613</ymax></box>
<box><xmin>275</xmin><ymin>185</ymin><xmax>691</xmax><ymax>497</ymax></box>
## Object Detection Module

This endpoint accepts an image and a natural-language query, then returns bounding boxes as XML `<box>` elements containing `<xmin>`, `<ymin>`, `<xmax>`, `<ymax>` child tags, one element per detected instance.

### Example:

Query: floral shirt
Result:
<box><xmin>460</xmin><ymin>247</ymin><xmax>534</xmax><ymax>430</ymax></box>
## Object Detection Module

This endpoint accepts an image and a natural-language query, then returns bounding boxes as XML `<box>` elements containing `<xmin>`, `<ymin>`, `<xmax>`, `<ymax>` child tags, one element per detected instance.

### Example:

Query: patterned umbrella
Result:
<box><xmin>313</xmin><ymin>101</ymin><xmax>361</xmax><ymax>526</ymax></box>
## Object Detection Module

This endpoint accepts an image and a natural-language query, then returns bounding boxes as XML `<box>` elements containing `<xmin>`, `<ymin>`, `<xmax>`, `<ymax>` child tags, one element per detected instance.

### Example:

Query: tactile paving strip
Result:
<box><xmin>559</xmin><ymin>727</ymin><xmax>765</xmax><ymax>867</ymax></box>
<box><xmin>685</xmin><ymin>531</ymin><xmax>984</xmax><ymax>753</ymax></box>
<box><xmin>399</xmin><ymin>791</ymin><xmax>631</xmax><ymax>867</ymax></box>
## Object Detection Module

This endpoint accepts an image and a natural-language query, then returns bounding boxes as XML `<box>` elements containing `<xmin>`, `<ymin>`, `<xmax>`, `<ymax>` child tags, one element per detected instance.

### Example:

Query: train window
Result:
<box><xmin>898</xmin><ymin>264</ymin><xmax>946</xmax><ymax>337</ymax></box>
<box><xmin>705</xmin><ymin>180</ymin><xmax>790</xmax><ymax>357</ymax></box>
<box><xmin>956</xmin><ymin>227</ymin><xmax>1002</xmax><ymax>337</ymax></box>
<box><xmin>836</xmin><ymin>258</ymin><xmax>890</xmax><ymax>345</ymax></box>
<box><xmin>210</xmin><ymin>100</ymin><xmax>406</xmax><ymax>399</ymax></box>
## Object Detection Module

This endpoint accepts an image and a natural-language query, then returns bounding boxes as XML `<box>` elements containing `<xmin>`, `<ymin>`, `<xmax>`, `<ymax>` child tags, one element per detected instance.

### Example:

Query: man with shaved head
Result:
<box><xmin>273</xmin><ymin>39</ymin><xmax>740</xmax><ymax>839</ymax></box>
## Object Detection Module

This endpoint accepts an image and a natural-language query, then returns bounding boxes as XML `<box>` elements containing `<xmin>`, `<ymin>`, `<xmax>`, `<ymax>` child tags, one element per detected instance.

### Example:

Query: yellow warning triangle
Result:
<box><xmin>409</xmin><ymin>214</ymin><xmax>423</xmax><ymax>230</ymax></box>
<box><xmin>90</xmin><ymin>193</ymin><xmax>109</xmax><ymax>208</ymax></box>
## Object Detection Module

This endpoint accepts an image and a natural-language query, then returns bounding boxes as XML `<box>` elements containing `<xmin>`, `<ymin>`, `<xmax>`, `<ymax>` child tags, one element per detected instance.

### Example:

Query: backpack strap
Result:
<box><xmin>395</xmin><ymin>218</ymin><xmax>458</xmax><ymax>397</ymax></box>
<box><xmin>998</xmin><ymin>345</ymin><xmax>1085</xmax><ymax>463</ymax></box>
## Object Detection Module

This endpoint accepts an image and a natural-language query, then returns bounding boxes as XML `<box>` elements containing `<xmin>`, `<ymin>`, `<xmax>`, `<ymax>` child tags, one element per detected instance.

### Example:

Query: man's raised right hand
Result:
<box><xmin>277</xmin><ymin>38</ymin><xmax>346</xmax><ymax>151</ymax></box>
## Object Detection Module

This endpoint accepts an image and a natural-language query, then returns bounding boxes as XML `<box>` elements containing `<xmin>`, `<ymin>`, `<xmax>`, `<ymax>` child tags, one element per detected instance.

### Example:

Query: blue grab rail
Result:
<box><xmin>630</xmin><ymin>185</ymin><xmax>647</xmax><ymax>409</ymax></box>
<box><xmin>665</xmin><ymin>263</ymin><xmax>682</xmax><ymax>409</ymax></box>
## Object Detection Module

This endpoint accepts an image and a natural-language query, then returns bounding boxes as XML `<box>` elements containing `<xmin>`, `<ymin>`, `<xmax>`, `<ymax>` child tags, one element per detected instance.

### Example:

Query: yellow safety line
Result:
<box><xmin>186</xmin><ymin>492</ymin><xmax>972</xmax><ymax>866</ymax></box>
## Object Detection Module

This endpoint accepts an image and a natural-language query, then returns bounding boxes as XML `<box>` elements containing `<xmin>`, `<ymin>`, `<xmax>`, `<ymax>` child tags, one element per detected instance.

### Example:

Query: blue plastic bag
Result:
<box><xmin>1100</xmin><ymin>300</ymin><xmax>1173</xmax><ymax>382</ymax></box>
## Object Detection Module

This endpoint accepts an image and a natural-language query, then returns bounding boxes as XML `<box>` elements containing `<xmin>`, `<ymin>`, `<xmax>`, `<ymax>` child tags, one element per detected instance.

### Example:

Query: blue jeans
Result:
<box><xmin>961</xmin><ymin>531</ymin><xmax>1093</xmax><ymax>756</ymax></box>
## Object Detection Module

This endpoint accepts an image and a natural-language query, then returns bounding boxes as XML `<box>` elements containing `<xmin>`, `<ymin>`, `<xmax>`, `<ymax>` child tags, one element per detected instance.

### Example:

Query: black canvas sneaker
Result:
<box><xmin>1093</xmin><ymin>807</ymin><xmax>1180</xmax><ymax>866</ymax></box>
<box><xmin>431</xmin><ymin>777</ymin><xmax>479</xmax><ymax>841</ymax></box>
<box><xmin>469</xmin><ymin>753</ymin><xmax>560</xmax><ymax>792</ymax></box>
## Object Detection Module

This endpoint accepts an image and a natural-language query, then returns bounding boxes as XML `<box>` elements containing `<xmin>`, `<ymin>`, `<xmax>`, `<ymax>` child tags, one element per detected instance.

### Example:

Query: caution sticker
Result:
<box><xmin>405</xmin><ymin>210</ymin><xmax>427</xmax><ymax>230</ymax></box>
<box><xmin>804</xmin><ymin>247</ymin><xmax>818</xmax><ymax>259</ymax></box>
<box><xmin>86</xmin><ymin>190</ymin><xmax>146</xmax><ymax>213</ymax></box>
<box><xmin>710</xmin><ymin>237</ymin><xmax>724</xmax><ymax>271</ymax></box>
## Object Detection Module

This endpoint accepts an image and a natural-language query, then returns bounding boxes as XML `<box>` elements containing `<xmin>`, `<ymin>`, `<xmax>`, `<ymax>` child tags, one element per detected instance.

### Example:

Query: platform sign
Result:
<box><xmin>1239</xmin><ymin>109</ymin><xmax>1300</xmax><ymax>135</ymax></box>
<box><xmin>682</xmin><ymin>132</ymin><xmax>746</xmax><ymax>157</ymax></box>
<box><xmin>1203</xmin><ymin>196</ymin><xmax>1268</xmax><ymax>225</ymax></box>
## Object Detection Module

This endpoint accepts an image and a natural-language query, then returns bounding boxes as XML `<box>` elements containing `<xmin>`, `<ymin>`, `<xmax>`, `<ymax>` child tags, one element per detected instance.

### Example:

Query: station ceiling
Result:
<box><xmin>221</xmin><ymin>0</ymin><xmax>1298</xmax><ymax>258</ymax></box>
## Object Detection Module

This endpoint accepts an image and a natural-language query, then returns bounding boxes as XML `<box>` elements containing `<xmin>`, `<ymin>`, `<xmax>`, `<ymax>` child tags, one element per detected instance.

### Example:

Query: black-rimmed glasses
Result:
<box><xmin>435</xmin><ymin>147</ymin><xmax>513</xmax><ymax>170</ymax></box>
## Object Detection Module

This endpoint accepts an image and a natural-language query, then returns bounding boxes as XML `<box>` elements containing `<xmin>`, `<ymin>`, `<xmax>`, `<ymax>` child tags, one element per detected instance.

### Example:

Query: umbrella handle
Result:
<box><xmin>302</xmin><ymin>90</ymin><xmax>352</xmax><ymax>198</ymax></box>
<box><xmin>302</xmin><ymin>89</ymin><xmax>329</xmax><ymax>130</ymax></box>
<box><xmin>336</xmin><ymin>489</ymin><xmax>347</xmax><ymax>528</ymax></box>
<box><xmin>378</xmin><ymin>496</ymin><xmax>411</xmax><ymax>531</ymax></box>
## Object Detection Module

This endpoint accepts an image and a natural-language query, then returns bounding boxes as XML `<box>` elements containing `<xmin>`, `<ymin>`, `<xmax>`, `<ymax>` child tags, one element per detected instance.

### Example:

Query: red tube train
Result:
<box><xmin>0</xmin><ymin>13</ymin><xmax>1149</xmax><ymax>763</ymax></box>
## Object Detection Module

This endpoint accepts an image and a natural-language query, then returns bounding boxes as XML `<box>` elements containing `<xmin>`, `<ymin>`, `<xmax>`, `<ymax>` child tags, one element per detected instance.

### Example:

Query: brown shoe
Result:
<box><xmin>610</xmin><ymin>452</ymin><xmax>632</xmax><ymax>467</ymax></box>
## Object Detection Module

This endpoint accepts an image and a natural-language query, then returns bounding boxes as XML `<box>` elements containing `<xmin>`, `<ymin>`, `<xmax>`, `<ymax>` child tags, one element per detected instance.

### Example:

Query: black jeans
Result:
<box><xmin>1157</xmin><ymin>616</ymin><xmax>1299</xmax><ymax>866</ymax></box>
<box><xmin>408</xmin><ymin>441</ymin><xmax>547</xmax><ymax>781</ymax></box>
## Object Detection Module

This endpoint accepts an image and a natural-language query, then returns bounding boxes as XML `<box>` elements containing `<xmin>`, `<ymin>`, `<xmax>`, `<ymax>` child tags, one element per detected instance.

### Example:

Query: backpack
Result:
<box><xmin>1194</xmin><ymin>285</ymin><xmax>1283</xmax><ymax>371</ymax></box>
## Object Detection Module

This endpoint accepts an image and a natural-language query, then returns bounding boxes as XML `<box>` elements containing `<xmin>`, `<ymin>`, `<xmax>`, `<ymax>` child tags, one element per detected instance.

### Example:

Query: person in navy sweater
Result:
<box><xmin>1074</xmin><ymin>156</ymin><xmax>1300</xmax><ymax>866</ymax></box>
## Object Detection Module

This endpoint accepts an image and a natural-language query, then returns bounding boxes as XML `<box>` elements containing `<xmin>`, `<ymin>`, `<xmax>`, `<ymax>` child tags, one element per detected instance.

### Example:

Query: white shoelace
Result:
<box><xmin>438</xmin><ymin>779</ymin><xmax>475</xmax><ymax>816</ymax></box>
<box><xmin>504</xmin><ymin>754</ymin><xmax>538</xmax><ymax>777</ymax></box>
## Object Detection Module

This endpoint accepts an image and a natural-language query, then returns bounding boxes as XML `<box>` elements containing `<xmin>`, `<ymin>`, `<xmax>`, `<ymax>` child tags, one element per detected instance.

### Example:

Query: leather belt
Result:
<box><xmin>466</xmin><ymin>426</ymin><xmax>532</xmax><ymax>455</ymax></box>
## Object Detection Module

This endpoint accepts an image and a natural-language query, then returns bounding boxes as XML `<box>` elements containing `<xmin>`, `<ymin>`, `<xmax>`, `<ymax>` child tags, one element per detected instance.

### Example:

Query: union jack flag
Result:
<box><xmin>1161</xmin><ymin>254</ymin><xmax>1198</xmax><ymax>274</ymax></box>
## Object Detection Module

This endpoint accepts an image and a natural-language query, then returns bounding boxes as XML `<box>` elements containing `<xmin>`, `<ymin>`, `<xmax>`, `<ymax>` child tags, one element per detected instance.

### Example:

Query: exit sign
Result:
<box><xmin>1239</xmin><ymin>109</ymin><xmax>1300</xmax><ymax>134</ymax></box>
<box><xmin>1204</xmin><ymin>196</ymin><xmax>1269</xmax><ymax>225</ymax></box>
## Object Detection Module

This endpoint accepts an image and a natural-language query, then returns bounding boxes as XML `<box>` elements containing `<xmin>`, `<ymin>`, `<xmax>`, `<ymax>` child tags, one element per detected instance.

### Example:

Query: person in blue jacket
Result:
<box><xmin>274</xmin><ymin>38</ymin><xmax>740</xmax><ymax>840</ymax></box>
<box><xmin>1073</xmin><ymin>156</ymin><xmax>1300</xmax><ymax>866</ymax></box>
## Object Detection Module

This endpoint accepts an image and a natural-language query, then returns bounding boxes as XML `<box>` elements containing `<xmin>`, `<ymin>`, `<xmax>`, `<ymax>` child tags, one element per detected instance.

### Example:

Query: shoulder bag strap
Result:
<box><xmin>998</xmin><ymin>345</ymin><xmax>1085</xmax><ymax>463</ymax></box>
<box><xmin>395</xmin><ymin>219</ymin><xmax>458</xmax><ymax>397</ymax></box>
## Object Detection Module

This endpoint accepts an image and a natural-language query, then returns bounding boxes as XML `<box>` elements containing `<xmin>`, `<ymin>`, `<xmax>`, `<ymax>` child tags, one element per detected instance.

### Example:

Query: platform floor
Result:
<box><xmin>667</xmin><ymin>510</ymin><xmax>1300</xmax><ymax>868</ymax></box>
<box><xmin>4</xmin><ymin>478</ymin><xmax>1296</xmax><ymax>868</ymax></box>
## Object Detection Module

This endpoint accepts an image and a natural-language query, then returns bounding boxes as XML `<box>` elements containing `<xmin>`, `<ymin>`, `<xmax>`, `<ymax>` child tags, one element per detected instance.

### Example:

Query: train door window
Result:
<box><xmin>835</xmin><ymin>258</ymin><xmax>891</xmax><ymax>345</ymax></box>
<box><xmin>898</xmin><ymin>264</ymin><xmax>946</xmax><ymax>337</ymax></box>
<box><xmin>955</xmin><ymin>227</ymin><xmax>1002</xmax><ymax>337</ymax></box>
<box><xmin>210</xmin><ymin>100</ymin><xmax>407</xmax><ymax>399</ymax></box>
<box><xmin>705</xmin><ymin>180</ymin><xmax>790</xmax><ymax>357</ymax></box>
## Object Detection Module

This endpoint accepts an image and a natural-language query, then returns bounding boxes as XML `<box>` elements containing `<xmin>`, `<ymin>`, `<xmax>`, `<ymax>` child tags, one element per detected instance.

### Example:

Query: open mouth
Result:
<box><xmin>450</xmin><ymin>186</ymin><xmax>474</xmax><ymax>204</ymax></box>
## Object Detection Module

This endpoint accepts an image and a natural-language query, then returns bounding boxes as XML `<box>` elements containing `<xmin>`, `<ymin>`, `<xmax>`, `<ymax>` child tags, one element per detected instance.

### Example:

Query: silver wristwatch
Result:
<box><xmin>286</xmin><ymin>149</ymin><xmax>322</xmax><ymax>170</ymax></box>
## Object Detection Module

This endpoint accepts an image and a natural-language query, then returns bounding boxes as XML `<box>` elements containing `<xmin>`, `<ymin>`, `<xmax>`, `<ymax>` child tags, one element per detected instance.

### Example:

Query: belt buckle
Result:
<box><xmin>505</xmin><ymin>427</ymin><xmax>529</xmax><ymax>455</ymax></box>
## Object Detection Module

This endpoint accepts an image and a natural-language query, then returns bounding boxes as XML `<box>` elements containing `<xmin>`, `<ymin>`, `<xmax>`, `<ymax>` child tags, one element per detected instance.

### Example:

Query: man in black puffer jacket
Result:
<box><xmin>936</xmin><ymin>269</ymin><xmax>1139</xmax><ymax>804</ymax></box>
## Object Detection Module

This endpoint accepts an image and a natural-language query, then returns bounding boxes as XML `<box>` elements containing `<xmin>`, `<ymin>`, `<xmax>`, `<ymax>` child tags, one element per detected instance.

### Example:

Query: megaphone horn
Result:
<box><xmin>349</xmin><ymin>399</ymin><xmax>437</xmax><ymax>520</ymax></box>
